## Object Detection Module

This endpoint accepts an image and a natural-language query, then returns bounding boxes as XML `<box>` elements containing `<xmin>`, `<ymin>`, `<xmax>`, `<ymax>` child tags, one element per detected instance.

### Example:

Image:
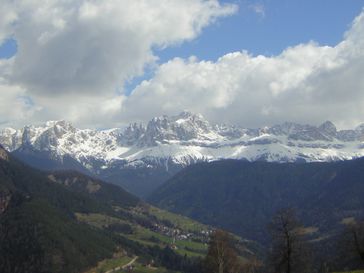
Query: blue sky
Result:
<box><xmin>159</xmin><ymin>0</ymin><xmax>364</xmax><ymax>61</ymax></box>
<box><xmin>0</xmin><ymin>0</ymin><xmax>364</xmax><ymax>128</ymax></box>
<box><xmin>0</xmin><ymin>38</ymin><xmax>17</xmax><ymax>59</ymax></box>
<box><xmin>125</xmin><ymin>0</ymin><xmax>364</xmax><ymax>93</ymax></box>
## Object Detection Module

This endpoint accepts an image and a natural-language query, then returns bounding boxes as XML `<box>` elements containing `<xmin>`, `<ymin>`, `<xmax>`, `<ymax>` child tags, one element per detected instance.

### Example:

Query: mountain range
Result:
<box><xmin>2</xmin><ymin>111</ymin><xmax>364</xmax><ymax>271</ymax></box>
<box><xmin>1</xmin><ymin>111</ymin><xmax>364</xmax><ymax>196</ymax></box>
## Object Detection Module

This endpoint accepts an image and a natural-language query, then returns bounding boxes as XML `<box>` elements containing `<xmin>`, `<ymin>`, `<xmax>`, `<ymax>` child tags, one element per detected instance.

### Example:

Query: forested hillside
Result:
<box><xmin>150</xmin><ymin>158</ymin><xmax>364</xmax><ymax>243</ymax></box>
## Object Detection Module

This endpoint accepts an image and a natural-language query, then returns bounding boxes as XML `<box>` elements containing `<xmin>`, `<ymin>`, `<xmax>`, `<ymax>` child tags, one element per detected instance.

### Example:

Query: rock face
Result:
<box><xmin>0</xmin><ymin>145</ymin><xmax>9</xmax><ymax>161</ymax></box>
<box><xmin>0</xmin><ymin>112</ymin><xmax>364</xmax><ymax>196</ymax></box>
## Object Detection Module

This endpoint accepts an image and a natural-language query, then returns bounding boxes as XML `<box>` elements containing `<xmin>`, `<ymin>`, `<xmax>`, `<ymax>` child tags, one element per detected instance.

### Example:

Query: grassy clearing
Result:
<box><xmin>75</xmin><ymin>213</ymin><xmax>127</xmax><ymax>229</ymax></box>
<box><xmin>126</xmin><ymin>262</ymin><xmax>180</xmax><ymax>273</ymax></box>
<box><xmin>90</xmin><ymin>259</ymin><xmax>181</xmax><ymax>273</ymax></box>
<box><xmin>148</xmin><ymin>206</ymin><xmax>208</xmax><ymax>232</ymax></box>
<box><xmin>84</xmin><ymin>255</ymin><xmax>132</xmax><ymax>273</ymax></box>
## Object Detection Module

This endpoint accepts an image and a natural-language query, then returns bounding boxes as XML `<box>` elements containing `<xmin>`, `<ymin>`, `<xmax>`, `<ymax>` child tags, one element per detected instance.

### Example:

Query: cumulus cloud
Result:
<box><xmin>120</xmin><ymin>10</ymin><xmax>364</xmax><ymax>129</ymax></box>
<box><xmin>0</xmin><ymin>0</ymin><xmax>237</xmax><ymax>127</ymax></box>
<box><xmin>0</xmin><ymin>1</ymin><xmax>17</xmax><ymax>44</ymax></box>
<box><xmin>0</xmin><ymin>60</ymin><xmax>41</xmax><ymax>125</ymax></box>
<box><xmin>4</xmin><ymin>0</ymin><xmax>236</xmax><ymax>96</ymax></box>
<box><xmin>0</xmin><ymin>1</ymin><xmax>363</xmax><ymax>130</ymax></box>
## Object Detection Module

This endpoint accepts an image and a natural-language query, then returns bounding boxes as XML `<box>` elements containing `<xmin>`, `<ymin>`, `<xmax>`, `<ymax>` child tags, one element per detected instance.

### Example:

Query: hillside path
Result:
<box><xmin>105</xmin><ymin>256</ymin><xmax>138</xmax><ymax>273</ymax></box>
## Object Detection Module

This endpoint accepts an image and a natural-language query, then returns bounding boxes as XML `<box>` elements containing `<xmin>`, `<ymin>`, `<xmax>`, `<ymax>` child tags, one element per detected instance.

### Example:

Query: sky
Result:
<box><xmin>0</xmin><ymin>0</ymin><xmax>364</xmax><ymax>129</ymax></box>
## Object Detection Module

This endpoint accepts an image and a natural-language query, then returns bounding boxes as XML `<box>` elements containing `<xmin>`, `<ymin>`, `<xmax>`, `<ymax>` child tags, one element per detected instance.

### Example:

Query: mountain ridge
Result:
<box><xmin>1</xmin><ymin>112</ymin><xmax>364</xmax><ymax>196</ymax></box>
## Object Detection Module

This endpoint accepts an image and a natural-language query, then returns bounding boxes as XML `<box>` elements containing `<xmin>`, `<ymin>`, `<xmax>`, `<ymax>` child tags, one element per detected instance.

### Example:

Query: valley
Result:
<box><xmin>0</xmin><ymin>145</ymin><xmax>258</xmax><ymax>273</ymax></box>
<box><xmin>149</xmin><ymin>158</ymin><xmax>364</xmax><ymax>243</ymax></box>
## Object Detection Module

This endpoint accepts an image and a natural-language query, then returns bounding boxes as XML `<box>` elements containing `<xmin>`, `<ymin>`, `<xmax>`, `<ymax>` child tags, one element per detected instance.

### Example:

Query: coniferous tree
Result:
<box><xmin>0</xmin><ymin>214</ymin><xmax>45</xmax><ymax>273</ymax></box>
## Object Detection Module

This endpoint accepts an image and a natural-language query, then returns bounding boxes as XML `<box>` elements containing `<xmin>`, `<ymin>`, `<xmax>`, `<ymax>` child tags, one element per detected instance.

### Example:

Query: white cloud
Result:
<box><xmin>0</xmin><ymin>0</ymin><xmax>237</xmax><ymax>127</ymax></box>
<box><xmin>5</xmin><ymin>0</ymin><xmax>236</xmax><ymax>96</ymax></box>
<box><xmin>0</xmin><ymin>1</ymin><xmax>17</xmax><ymax>44</ymax></box>
<box><xmin>0</xmin><ymin>67</ymin><xmax>41</xmax><ymax>126</ymax></box>
<box><xmin>120</xmin><ymin>10</ymin><xmax>364</xmax><ymax>129</ymax></box>
<box><xmin>0</xmin><ymin>2</ymin><xmax>364</xmax><ymax>130</ymax></box>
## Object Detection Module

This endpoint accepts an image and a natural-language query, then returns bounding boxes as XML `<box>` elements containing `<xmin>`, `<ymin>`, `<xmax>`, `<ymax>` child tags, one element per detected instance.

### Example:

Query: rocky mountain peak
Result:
<box><xmin>319</xmin><ymin>121</ymin><xmax>337</xmax><ymax>136</ymax></box>
<box><xmin>215</xmin><ymin>124</ymin><xmax>248</xmax><ymax>139</ymax></box>
<box><xmin>46</xmin><ymin>120</ymin><xmax>76</xmax><ymax>134</ymax></box>
<box><xmin>269</xmin><ymin>122</ymin><xmax>301</xmax><ymax>135</ymax></box>
<box><xmin>174</xmin><ymin>111</ymin><xmax>204</xmax><ymax>121</ymax></box>
<box><xmin>0</xmin><ymin>128</ymin><xmax>22</xmax><ymax>151</ymax></box>
<box><xmin>268</xmin><ymin>122</ymin><xmax>335</xmax><ymax>141</ymax></box>
<box><xmin>139</xmin><ymin>111</ymin><xmax>215</xmax><ymax>146</ymax></box>
<box><xmin>27</xmin><ymin>121</ymin><xmax>76</xmax><ymax>151</ymax></box>
<box><xmin>171</xmin><ymin>111</ymin><xmax>211</xmax><ymax>132</ymax></box>
<box><xmin>22</xmin><ymin>125</ymin><xmax>36</xmax><ymax>144</ymax></box>
<box><xmin>120</xmin><ymin>123</ymin><xmax>146</xmax><ymax>145</ymax></box>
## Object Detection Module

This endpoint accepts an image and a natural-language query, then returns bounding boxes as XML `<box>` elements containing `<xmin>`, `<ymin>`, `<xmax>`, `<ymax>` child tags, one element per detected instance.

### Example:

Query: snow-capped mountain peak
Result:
<box><xmin>139</xmin><ymin>111</ymin><xmax>219</xmax><ymax>146</ymax></box>
<box><xmin>319</xmin><ymin>121</ymin><xmax>337</xmax><ymax>136</ymax></box>
<box><xmin>1</xmin><ymin>112</ymin><xmax>364</xmax><ymax>175</ymax></box>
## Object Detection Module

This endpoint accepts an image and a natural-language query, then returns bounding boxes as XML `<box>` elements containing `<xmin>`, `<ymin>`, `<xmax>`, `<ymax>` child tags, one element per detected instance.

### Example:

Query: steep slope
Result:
<box><xmin>0</xmin><ymin>145</ymin><xmax>121</xmax><ymax>273</ymax></box>
<box><xmin>47</xmin><ymin>170</ymin><xmax>139</xmax><ymax>208</ymax></box>
<box><xmin>149</xmin><ymin>158</ymin><xmax>364</xmax><ymax>244</ymax></box>
<box><xmin>12</xmin><ymin>144</ymin><xmax>91</xmax><ymax>174</ymax></box>
<box><xmin>1</xmin><ymin>112</ymin><xmax>364</xmax><ymax>196</ymax></box>
<box><xmin>0</xmin><ymin>145</ymin><xmax>259</xmax><ymax>273</ymax></box>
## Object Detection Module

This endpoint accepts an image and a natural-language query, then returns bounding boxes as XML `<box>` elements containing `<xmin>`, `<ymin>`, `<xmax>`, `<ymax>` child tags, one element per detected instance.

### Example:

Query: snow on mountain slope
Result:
<box><xmin>1</xmin><ymin>111</ymin><xmax>364</xmax><ymax>173</ymax></box>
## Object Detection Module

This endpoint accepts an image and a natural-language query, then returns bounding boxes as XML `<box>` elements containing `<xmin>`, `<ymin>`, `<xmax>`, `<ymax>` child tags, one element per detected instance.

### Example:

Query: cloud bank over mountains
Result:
<box><xmin>0</xmin><ymin>1</ymin><xmax>363</xmax><ymax>129</ymax></box>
